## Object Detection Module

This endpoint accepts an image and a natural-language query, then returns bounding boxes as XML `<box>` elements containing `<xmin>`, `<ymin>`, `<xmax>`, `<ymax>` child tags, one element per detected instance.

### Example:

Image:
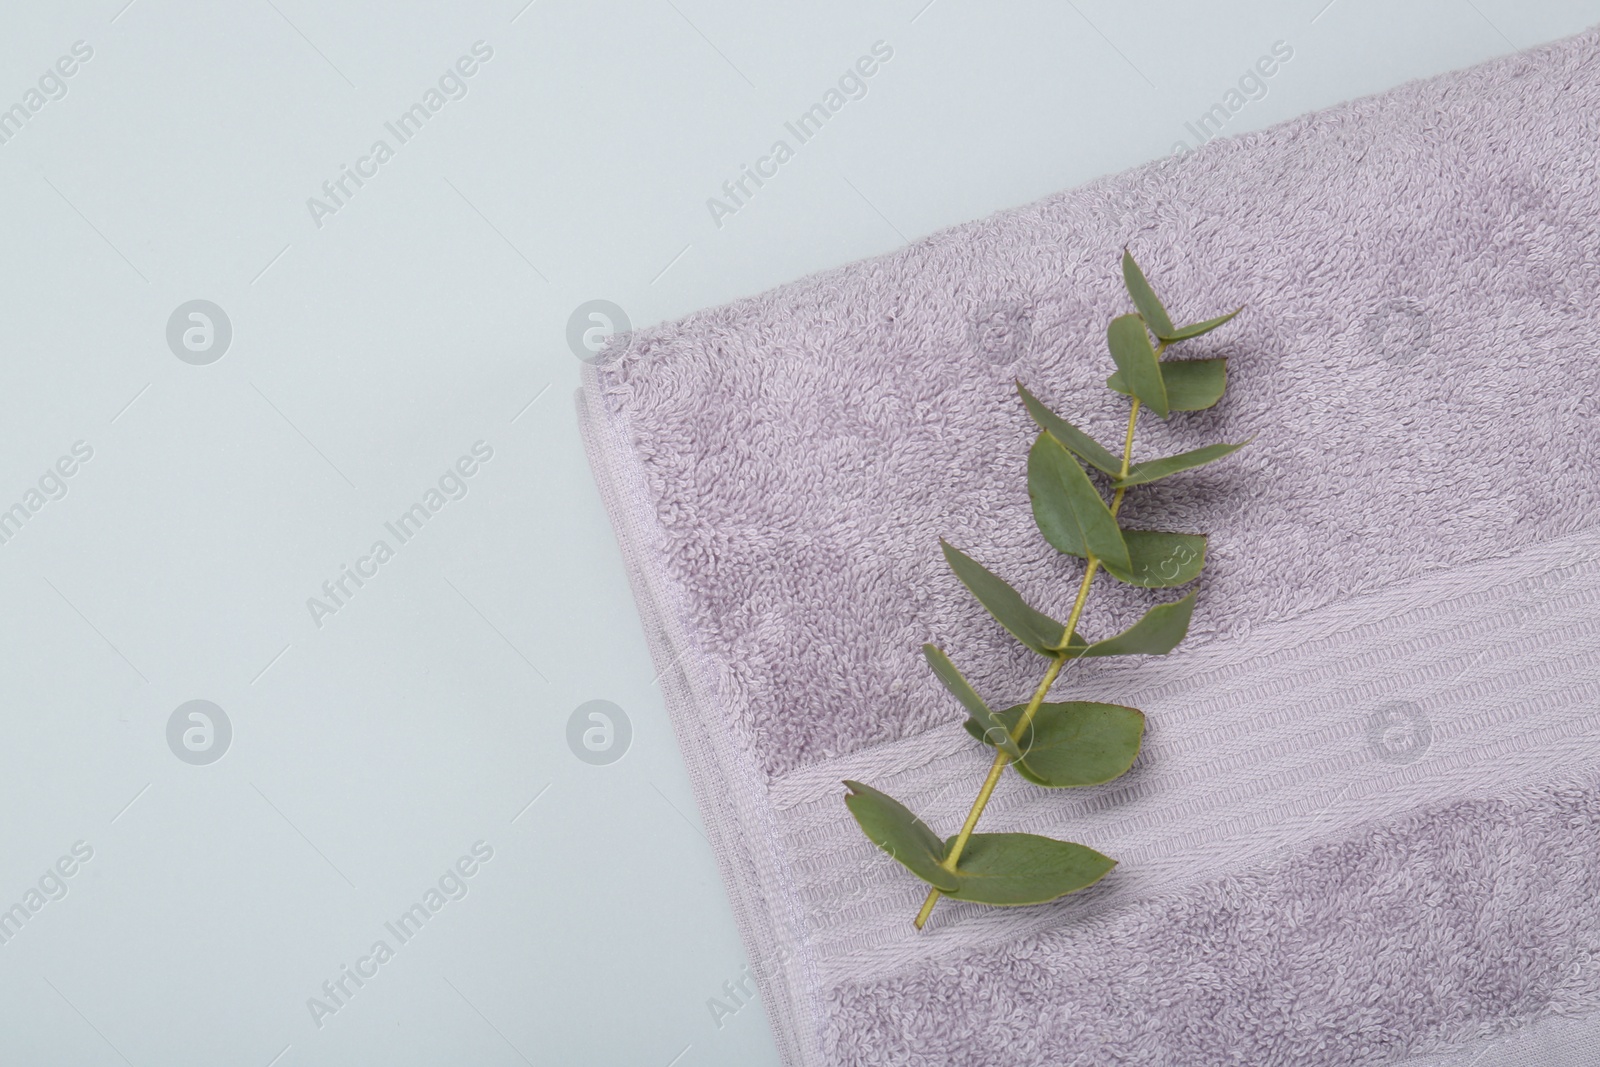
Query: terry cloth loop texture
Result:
<box><xmin>578</xmin><ymin>25</ymin><xmax>1600</xmax><ymax>1067</ymax></box>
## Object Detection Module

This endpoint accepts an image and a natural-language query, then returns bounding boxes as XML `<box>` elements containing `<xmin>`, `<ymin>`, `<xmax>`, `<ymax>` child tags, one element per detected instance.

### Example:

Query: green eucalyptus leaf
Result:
<box><xmin>1107</xmin><ymin>314</ymin><xmax>1169</xmax><ymax>419</ymax></box>
<box><xmin>924</xmin><ymin>645</ymin><xmax>1021</xmax><ymax>759</ymax></box>
<box><xmin>843</xmin><ymin>781</ymin><xmax>961</xmax><ymax>891</ymax></box>
<box><xmin>1121</xmin><ymin>250</ymin><xmax>1175</xmax><ymax>339</ymax></box>
<box><xmin>1017</xmin><ymin>382</ymin><xmax>1121</xmax><ymax>475</ymax></box>
<box><xmin>1107</xmin><ymin>358</ymin><xmax>1229</xmax><ymax>412</ymax></box>
<box><xmin>940</xmin><ymin>541</ymin><xmax>1066</xmax><ymax>656</ymax></box>
<box><xmin>1100</xmin><ymin>530</ymin><xmax>1207</xmax><ymax>589</ymax></box>
<box><xmin>1115</xmin><ymin>440</ymin><xmax>1251</xmax><ymax>488</ymax></box>
<box><xmin>1119</xmin><ymin>250</ymin><xmax>1242</xmax><ymax>342</ymax></box>
<box><xmin>939</xmin><ymin>832</ymin><xmax>1117</xmax><ymax>905</ymax></box>
<box><xmin>1027</xmin><ymin>434</ymin><xmax>1132</xmax><ymax>574</ymax></box>
<box><xmin>965</xmin><ymin>701</ymin><xmax>1145</xmax><ymax>788</ymax></box>
<box><xmin>1160</xmin><ymin>307</ymin><xmax>1242</xmax><ymax>342</ymax></box>
<box><xmin>1067</xmin><ymin>590</ymin><xmax>1198</xmax><ymax>658</ymax></box>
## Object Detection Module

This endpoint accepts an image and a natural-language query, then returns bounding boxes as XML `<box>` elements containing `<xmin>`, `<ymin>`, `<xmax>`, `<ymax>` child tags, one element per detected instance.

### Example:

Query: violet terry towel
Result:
<box><xmin>578</xmin><ymin>26</ymin><xmax>1600</xmax><ymax>1067</ymax></box>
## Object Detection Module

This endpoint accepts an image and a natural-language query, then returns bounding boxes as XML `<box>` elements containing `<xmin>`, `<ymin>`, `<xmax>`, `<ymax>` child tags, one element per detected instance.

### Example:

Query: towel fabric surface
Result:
<box><xmin>578</xmin><ymin>26</ymin><xmax>1600</xmax><ymax>1067</ymax></box>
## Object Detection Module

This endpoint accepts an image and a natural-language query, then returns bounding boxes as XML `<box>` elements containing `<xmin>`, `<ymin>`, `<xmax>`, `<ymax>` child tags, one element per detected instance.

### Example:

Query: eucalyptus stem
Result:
<box><xmin>914</xmin><ymin>396</ymin><xmax>1144</xmax><ymax>929</ymax></box>
<box><xmin>845</xmin><ymin>256</ymin><xmax>1243</xmax><ymax>929</ymax></box>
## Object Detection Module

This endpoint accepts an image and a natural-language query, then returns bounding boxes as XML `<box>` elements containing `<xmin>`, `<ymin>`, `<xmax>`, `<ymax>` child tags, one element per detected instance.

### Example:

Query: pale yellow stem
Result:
<box><xmin>913</xmin><ymin>397</ymin><xmax>1142</xmax><ymax>929</ymax></box>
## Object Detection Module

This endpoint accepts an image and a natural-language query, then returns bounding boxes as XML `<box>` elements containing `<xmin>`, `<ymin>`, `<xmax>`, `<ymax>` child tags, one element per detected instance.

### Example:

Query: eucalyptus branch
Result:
<box><xmin>844</xmin><ymin>251</ymin><xmax>1249</xmax><ymax>930</ymax></box>
<box><xmin>913</xmin><ymin>397</ymin><xmax>1143</xmax><ymax>929</ymax></box>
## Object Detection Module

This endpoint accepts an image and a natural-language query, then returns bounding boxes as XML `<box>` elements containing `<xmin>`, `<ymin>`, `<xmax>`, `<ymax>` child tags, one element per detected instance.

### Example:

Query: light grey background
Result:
<box><xmin>0</xmin><ymin>2</ymin><xmax>1593</xmax><ymax>1065</ymax></box>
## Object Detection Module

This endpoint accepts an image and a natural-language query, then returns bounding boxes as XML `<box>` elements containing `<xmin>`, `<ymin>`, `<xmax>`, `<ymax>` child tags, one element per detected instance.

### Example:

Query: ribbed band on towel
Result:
<box><xmin>579</xmin><ymin>25</ymin><xmax>1600</xmax><ymax>1067</ymax></box>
